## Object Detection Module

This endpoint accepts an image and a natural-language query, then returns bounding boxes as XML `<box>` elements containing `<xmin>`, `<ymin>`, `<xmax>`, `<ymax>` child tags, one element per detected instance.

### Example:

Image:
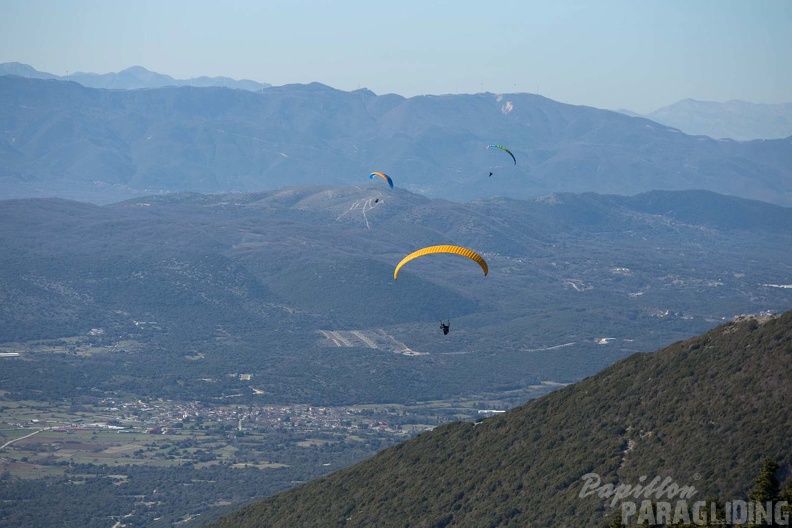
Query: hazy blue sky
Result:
<box><xmin>1</xmin><ymin>0</ymin><xmax>790</xmax><ymax>113</ymax></box>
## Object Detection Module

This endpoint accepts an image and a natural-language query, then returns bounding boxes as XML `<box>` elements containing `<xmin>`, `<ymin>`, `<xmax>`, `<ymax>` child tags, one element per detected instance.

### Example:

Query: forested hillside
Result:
<box><xmin>211</xmin><ymin>312</ymin><xmax>792</xmax><ymax>527</ymax></box>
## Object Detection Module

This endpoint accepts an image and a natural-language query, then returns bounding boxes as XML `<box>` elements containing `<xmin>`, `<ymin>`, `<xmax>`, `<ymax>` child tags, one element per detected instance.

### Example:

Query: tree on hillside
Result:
<box><xmin>778</xmin><ymin>474</ymin><xmax>792</xmax><ymax>525</ymax></box>
<box><xmin>748</xmin><ymin>457</ymin><xmax>780</xmax><ymax>503</ymax></box>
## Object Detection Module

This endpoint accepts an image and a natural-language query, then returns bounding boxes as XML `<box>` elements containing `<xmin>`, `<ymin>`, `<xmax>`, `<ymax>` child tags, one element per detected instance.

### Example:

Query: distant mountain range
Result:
<box><xmin>210</xmin><ymin>311</ymin><xmax>792</xmax><ymax>527</ymax></box>
<box><xmin>1</xmin><ymin>75</ymin><xmax>791</xmax><ymax>207</ymax></box>
<box><xmin>5</xmin><ymin>62</ymin><xmax>790</xmax><ymax>141</ymax></box>
<box><xmin>620</xmin><ymin>99</ymin><xmax>792</xmax><ymax>141</ymax></box>
<box><xmin>0</xmin><ymin>62</ymin><xmax>270</xmax><ymax>91</ymax></box>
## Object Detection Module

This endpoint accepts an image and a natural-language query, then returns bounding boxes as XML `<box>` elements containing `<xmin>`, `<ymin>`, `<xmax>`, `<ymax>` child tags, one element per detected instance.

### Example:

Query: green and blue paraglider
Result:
<box><xmin>486</xmin><ymin>144</ymin><xmax>516</xmax><ymax>165</ymax></box>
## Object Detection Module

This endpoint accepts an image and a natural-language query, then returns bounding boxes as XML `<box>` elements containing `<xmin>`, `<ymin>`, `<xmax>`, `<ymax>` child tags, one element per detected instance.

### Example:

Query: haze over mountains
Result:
<box><xmin>4</xmin><ymin>63</ymin><xmax>791</xmax><ymax>142</ymax></box>
<box><xmin>622</xmin><ymin>99</ymin><xmax>792</xmax><ymax>141</ymax></box>
<box><xmin>1</xmin><ymin>72</ymin><xmax>791</xmax><ymax>207</ymax></box>
<box><xmin>0</xmin><ymin>62</ymin><xmax>270</xmax><ymax>91</ymax></box>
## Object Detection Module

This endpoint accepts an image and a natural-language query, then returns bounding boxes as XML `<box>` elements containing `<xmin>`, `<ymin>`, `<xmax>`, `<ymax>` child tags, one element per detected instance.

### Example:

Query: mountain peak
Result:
<box><xmin>119</xmin><ymin>65</ymin><xmax>153</xmax><ymax>74</ymax></box>
<box><xmin>0</xmin><ymin>61</ymin><xmax>57</xmax><ymax>79</ymax></box>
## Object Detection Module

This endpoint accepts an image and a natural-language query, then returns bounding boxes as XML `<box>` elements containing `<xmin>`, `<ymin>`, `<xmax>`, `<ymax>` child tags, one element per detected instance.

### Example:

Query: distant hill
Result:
<box><xmin>0</xmin><ymin>62</ymin><xmax>58</xmax><ymax>80</ymax></box>
<box><xmin>620</xmin><ymin>99</ymin><xmax>792</xmax><ymax>141</ymax></box>
<box><xmin>210</xmin><ymin>311</ymin><xmax>792</xmax><ymax>527</ymax></box>
<box><xmin>0</xmin><ymin>62</ymin><xmax>270</xmax><ymax>91</ymax></box>
<box><xmin>1</xmin><ymin>75</ymin><xmax>791</xmax><ymax>206</ymax></box>
<box><xmin>1</xmin><ymin>187</ymin><xmax>790</xmax><ymax>405</ymax></box>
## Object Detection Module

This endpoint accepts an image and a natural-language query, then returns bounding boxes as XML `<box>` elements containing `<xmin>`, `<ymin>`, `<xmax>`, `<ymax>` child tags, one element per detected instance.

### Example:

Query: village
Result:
<box><xmin>0</xmin><ymin>393</ymin><xmax>511</xmax><ymax>477</ymax></box>
<box><xmin>83</xmin><ymin>397</ymin><xmax>443</xmax><ymax>436</ymax></box>
<box><xmin>0</xmin><ymin>396</ymin><xmax>448</xmax><ymax>450</ymax></box>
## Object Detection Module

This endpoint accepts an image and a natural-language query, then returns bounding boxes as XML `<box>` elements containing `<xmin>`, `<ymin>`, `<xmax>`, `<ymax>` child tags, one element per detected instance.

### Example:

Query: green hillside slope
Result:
<box><xmin>211</xmin><ymin>311</ymin><xmax>792</xmax><ymax>527</ymax></box>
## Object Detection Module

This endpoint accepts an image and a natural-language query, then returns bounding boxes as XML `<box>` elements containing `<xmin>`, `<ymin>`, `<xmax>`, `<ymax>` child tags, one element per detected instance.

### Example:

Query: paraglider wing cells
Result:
<box><xmin>393</xmin><ymin>245</ymin><xmax>489</xmax><ymax>280</ymax></box>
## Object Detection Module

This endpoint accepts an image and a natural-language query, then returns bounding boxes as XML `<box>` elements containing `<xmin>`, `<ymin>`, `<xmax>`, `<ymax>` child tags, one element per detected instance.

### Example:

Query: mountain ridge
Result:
<box><xmin>0</xmin><ymin>61</ymin><xmax>270</xmax><ymax>91</ymax></box>
<box><xmin>2</xmin><ymin>75</ymin><xmax>791</xmax><ymax>206</ymax></box>
<box><xmin>6</xmin><ymin>62</ymin><xmax>791</xmax><ymax>140</ymax></box>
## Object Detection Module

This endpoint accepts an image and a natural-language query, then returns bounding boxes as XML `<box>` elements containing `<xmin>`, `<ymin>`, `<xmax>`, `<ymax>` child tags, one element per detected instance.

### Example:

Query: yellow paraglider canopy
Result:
<box><xmin>393</xmin><ymin>245</ymin><xmax>488</xmax><ymax>280</ymax></box>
